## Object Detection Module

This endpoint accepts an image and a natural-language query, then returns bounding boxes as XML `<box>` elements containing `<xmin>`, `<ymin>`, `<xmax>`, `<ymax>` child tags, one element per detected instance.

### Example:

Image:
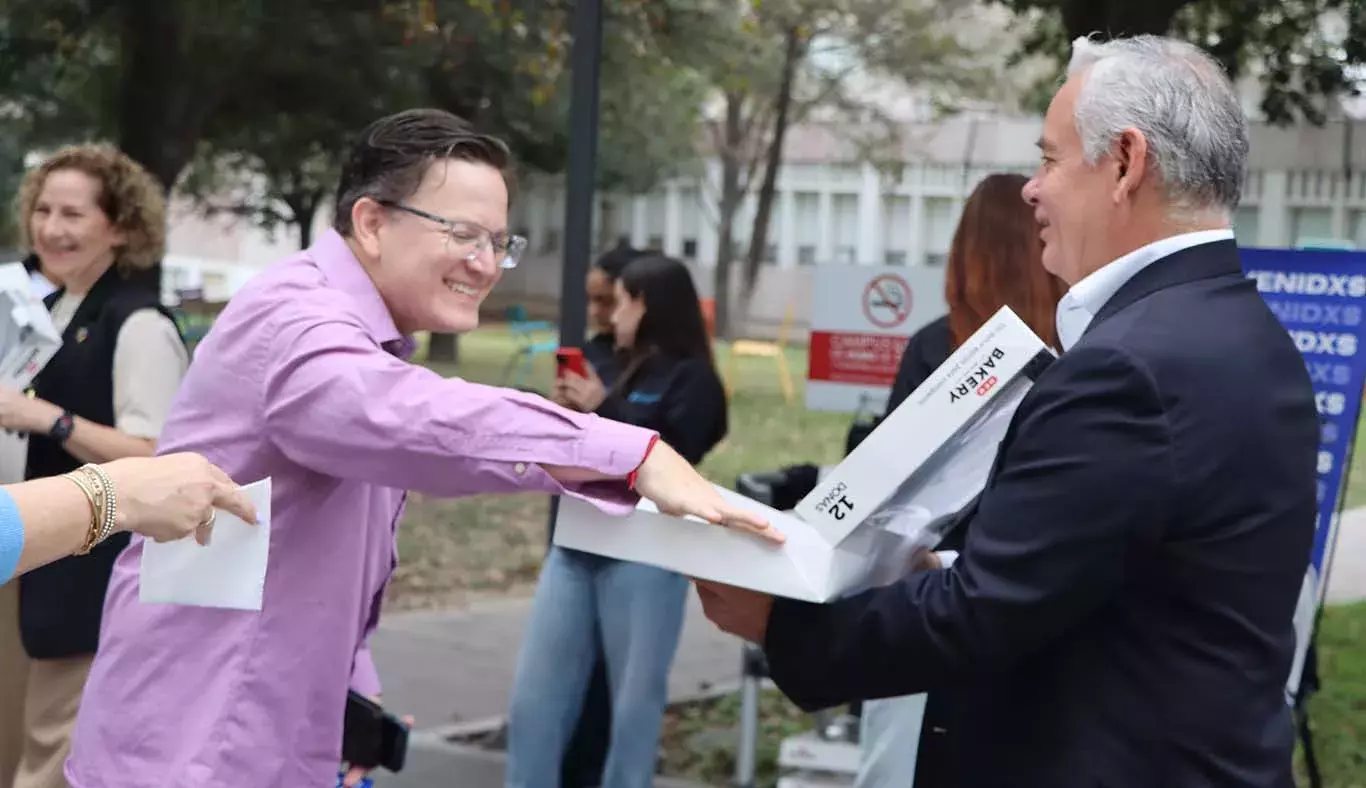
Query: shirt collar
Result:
<box><xmin>1055</xmin><ymin>228</ymin><xmax>1236</xmax><ymax>350</ymax></box>
<box><xmin>309</xmin><ymin>229</ymin><xmax>413</xmax><ymax>357</ymax></box>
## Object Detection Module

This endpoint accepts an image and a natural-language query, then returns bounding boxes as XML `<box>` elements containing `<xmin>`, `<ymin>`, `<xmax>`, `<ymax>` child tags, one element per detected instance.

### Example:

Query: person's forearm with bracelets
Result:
<box><xmin>0</xmin><ymin>452</ymin><xmax>256</xmax><ymax>583</ymax></box>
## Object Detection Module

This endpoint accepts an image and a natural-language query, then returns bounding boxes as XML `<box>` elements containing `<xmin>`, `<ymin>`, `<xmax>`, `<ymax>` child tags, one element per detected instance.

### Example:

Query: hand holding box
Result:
<box><xmin>555</xmin><ymin>307</ymin><xmax>1056</xmax><ymax>602</ymax></box>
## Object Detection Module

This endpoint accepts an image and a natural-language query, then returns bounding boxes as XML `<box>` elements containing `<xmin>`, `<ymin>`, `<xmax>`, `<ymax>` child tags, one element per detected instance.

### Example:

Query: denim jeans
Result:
<box><xmin>505</xmin><ymin>547</ymin><xmax>689</xmax><ymax>788</ymax></box>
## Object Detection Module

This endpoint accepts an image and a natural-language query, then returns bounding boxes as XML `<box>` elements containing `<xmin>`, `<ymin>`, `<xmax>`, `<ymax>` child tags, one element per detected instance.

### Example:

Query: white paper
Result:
<box><xmin>0</xmin><ymin>263</ymin><xmax>61</xmax><ymax>390</ymax></box>
<box><xmin>139</xmin><ymin>478</ymin><xmax>272</xmax><ymax>611</ymax></box>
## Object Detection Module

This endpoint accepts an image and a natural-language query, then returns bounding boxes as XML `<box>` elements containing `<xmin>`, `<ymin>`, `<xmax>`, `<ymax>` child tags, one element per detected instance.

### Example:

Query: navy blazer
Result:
<box><xmin>764</xmin><ymin>240</ymin><xmax>1319</xmax><ymax>788</ymax></box>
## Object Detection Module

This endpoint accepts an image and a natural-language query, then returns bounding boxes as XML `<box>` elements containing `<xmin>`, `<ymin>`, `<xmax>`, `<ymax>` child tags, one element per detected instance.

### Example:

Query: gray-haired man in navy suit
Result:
<box><xmin>697</xmin><ymin>34</ymin><xmax>1318</xmax><ymax>788</ymax></box>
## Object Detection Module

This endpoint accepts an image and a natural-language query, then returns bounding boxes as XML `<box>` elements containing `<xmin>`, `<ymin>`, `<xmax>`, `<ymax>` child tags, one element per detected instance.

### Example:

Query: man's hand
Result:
<box><xmin>341</xmin><ymin>698</ymin><xmax>414</xmax><ymax>788</ymax></box>
<box><xmin>909</xmin><ymin>547</ymin><xmax>942</xmax><ymax>572</ymax></box>
<box><xmin>635</xmin><ymin>442</ymin><xmax>784</xmax><ymax>545</ymax></box>
<box><xmin>695</xmin><ymin>580</ymin><xmax>775</xmax><ymax>644</ymax></box>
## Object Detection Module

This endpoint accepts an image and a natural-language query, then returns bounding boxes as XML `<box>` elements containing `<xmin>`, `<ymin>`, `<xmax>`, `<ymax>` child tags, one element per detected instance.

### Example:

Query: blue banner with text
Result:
<box><xmin>1244</xmin><ymin>247</ymin><xmax>1366</xmax><ymax>608</ymax></box>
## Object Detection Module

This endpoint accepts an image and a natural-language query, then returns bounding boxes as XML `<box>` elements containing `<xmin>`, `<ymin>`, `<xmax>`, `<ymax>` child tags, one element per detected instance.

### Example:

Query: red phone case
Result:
<box><xmin>556</xmin><ymin>348</ymin><xmax>587</xmax><ymax>377</ymax></box>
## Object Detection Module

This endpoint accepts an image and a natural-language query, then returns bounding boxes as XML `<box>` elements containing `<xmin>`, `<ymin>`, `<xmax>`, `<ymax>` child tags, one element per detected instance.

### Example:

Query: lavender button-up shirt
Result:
<box><xmin>65</xmin><ymin>230</ymin><xmax>654</xmax><ymax>788</ymax></box>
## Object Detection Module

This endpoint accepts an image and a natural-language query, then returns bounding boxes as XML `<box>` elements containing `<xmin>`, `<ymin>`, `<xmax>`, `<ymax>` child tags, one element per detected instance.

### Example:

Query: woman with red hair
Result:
<box><xmin>856</xmin><ymin>172</ymin><xmax>1066</xmax><ymax>788</ymax></box>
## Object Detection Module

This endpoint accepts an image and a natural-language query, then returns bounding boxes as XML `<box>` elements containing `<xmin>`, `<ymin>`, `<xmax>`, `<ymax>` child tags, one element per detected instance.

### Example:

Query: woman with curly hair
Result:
<box><xmin>0</xmin><ymin>144</ymin><xmax>188</xmax><ymax>788</ymax></box>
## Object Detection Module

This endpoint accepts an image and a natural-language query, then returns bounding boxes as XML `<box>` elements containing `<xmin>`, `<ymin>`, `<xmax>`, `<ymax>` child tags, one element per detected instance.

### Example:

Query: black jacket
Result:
<box><xmin>765</xmin><ymin>240</ymin><xmax>1318</xmax><ymax>788</ymax></box>
<box><xmin>20</xmin><ymin>267</ymin><xmax>181</xmax><ymax>659</ymax></box>
<box><xmin>885</xmin><ymin>314</ymin><xmax>953</xmax><ymax>414</ymax></box>
<box><xmin>595</xmin><ymin>352</ymin><xmax>727</xmax><ymax>466</ymax></box>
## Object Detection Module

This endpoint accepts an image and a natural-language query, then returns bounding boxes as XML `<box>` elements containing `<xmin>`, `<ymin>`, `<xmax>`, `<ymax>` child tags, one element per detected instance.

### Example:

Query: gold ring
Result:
<box><xmin>201</xmin><ymin>510</ymin><xmax>217</xmax><ymax>528</ymax></box>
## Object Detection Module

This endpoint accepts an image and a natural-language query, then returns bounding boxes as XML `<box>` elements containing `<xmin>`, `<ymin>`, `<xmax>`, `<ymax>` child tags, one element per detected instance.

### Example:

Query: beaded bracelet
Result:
<box><xmin>63</xmin><ymin>464</ymin><xmax>118</xmax><ymax>555</ymax></box>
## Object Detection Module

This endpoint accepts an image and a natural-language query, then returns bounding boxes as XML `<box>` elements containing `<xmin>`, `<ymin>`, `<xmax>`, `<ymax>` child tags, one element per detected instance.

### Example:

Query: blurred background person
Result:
<box><xmin>853</xmin><ymin>172</ymin><xmax>1065</xmax><ymax>788</ymax></box>
<box><xmin>0</xmin><ymin>144</ymin><xmax>188</xmax><ymax>788</ymax></box>
<box><xmin>583</xmin><ymin>239</ymin><xmax>647</xmax><ymax>376</ymax></box>
<box><xmin>506</xmin><ymin>254</ymin><xmax>729</xmax><ymax>788</ymax></box>
<box><xmin>555</xmin><ymin>239</ymin><xmax>649</xmax><ymax>788</ymax></box>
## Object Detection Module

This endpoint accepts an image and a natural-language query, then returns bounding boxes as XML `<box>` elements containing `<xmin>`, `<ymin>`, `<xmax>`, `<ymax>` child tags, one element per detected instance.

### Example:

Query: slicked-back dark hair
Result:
<box><xmin>333</xmin><ymin>108</ymin><xmax>514</xmax><ymax>235</ymax></box>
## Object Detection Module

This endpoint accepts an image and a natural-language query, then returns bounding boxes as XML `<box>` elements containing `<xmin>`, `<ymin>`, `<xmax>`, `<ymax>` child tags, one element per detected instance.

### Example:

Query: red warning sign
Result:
<box><xmin>862</xmin><ymin>274</ymin><xmax>912</xmax><ymax>329</ymax></box>
<box><xmin>808</xmin><ymin>331</ymin><xmax>910</xmax><ymax>386</ymax></box>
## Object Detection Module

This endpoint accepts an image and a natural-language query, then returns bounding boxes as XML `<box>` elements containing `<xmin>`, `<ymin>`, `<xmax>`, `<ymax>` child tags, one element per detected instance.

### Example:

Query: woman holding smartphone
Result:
<box><xmin>506</xmin><ymin>255</ymin><xmax>728</xmax><ymax>788</ymax></box>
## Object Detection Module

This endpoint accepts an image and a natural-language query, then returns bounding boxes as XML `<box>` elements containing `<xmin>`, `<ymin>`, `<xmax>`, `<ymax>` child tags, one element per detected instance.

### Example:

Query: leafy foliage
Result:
<box><xmin>666</xmin><ymin>0</ymin><xmax>1001</xmax><ymax>335</ymax></box>
<box><xmin>1</xmin><ymin>0</ymin><xmax>718</xmax><ymax>250</ymax></box>
<box><xmin>998</xmin><ymin>0</ymin><xmax>1366</xmax><ymax>124</ymax></box>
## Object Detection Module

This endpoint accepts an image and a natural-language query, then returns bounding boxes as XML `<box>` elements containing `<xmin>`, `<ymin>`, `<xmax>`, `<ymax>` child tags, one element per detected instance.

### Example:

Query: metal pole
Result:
<box><xmin>734</xmin><ymin>645</ymin><xmax>764</xmax><ymax>788</ymax></box>
<box><xmin>547</xmin><ymin>0</ymin><xmax>603</xmax><ymax>547</ymax></box>
<box><xmin>557</xmin><ymin>0</ymin><xmax>604</xmax><ymax>350</ymax></box>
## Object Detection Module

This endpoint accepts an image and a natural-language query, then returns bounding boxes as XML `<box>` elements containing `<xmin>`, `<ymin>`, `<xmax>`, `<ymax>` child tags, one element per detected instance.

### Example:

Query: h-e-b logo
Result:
<box><xmin>949</xmin><ymin>347</ymin><xmax>1006</xmax><ymax>403</ymax></box>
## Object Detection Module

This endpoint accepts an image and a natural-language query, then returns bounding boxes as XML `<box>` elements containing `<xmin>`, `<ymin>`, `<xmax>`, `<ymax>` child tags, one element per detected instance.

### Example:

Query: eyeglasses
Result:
<box><xmin>377</xmin><ymin>199</ymin><xmax>528</xmax><ymax>270</ymax></box>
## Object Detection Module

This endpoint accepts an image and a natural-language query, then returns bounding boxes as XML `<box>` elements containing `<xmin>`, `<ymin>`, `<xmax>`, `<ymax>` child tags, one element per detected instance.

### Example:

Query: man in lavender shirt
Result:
<box><xmin>65</xmin><ymin>109</ymin><xmax>777</xmax><ymax>788</ymax></box>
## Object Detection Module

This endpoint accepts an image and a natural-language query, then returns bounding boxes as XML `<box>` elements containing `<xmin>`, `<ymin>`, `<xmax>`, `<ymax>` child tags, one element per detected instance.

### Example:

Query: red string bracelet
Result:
<box><xmin>627</xmin><ymin>434</ymin><xmax>660</xmax><ymax>491</ymax></box>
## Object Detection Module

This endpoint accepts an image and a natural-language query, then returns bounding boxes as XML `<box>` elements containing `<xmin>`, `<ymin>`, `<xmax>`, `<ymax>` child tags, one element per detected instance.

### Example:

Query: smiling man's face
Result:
<box><xmin>368</xmin><ymin>158</ymin><xmax>509</xmax><ymax>334</ymax></box>
<box><xmin>1021</xmin><ymin>72</ymin><xmax>1123</xmax><ymax>286</ymax></box>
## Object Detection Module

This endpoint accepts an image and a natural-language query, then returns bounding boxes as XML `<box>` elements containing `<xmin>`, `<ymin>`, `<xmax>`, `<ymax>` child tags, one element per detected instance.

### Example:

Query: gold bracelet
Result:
<box><xmin>82</xmin><ymin>464</ymin><xmax>119</xmax><ymax>543</ymax></box>
<box><xmin>62</xmin><ymin>471</ymin><xmax>100</xmax><ymax>555</ymax></box>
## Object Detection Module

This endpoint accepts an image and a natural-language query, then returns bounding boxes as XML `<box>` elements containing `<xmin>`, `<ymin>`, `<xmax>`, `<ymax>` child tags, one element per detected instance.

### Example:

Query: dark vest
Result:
<box><xmin>18</xmin><ymin>267</ymin><xmax>180</xmax><ymax>659</ymax></box>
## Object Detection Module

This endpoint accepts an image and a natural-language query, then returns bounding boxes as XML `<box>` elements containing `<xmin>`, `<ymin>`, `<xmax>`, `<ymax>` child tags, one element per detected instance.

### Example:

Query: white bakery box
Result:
<box><xmin>553</xmin><ymin>307</ymin><xmax>1056</xmax><ymax>602</ymax></box>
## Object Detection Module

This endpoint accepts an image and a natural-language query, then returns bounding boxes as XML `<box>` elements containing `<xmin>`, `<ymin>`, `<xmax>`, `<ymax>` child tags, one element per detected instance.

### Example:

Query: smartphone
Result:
<box><xmin>342</xmin><ymin>690</ymin><xmax>410</xmax><ymax>773</ymax></box>
<box><xmin>555</xmin><ymin>347</ymin><xmax>588</xmax><ymax>378</ymax></box>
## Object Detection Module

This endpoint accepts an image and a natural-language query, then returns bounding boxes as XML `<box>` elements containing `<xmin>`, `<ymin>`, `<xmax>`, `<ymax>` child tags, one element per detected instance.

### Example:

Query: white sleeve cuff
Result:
<box><xmin>937</xmin><ymin>550</ymin><xmax>960</xmax><ymax>569</ymax></box>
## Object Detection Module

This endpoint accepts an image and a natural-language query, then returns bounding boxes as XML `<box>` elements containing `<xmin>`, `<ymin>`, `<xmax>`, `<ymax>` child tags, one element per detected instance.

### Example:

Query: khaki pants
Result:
<box><xmin>0</xmin><ymin>582</ymin><xmax>28</xmax><ymax>788</ymax></box>
<box><xmin>0</xmin><ymin>583</ymin><xmax>91</xmax><ymax>788</ymax></box>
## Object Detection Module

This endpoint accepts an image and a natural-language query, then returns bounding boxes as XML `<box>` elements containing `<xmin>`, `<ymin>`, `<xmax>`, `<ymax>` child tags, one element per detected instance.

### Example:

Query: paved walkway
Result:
<box><xmin>1324</xmin><ymin>506</ymin><xmax>1366</xmax><ymax>603</ymax></box>
<box><xmin>372</xmin><ymin>508</ymin><xmax>1366</xmax><ymax>787</ymax></box>
<box><xmin>372</xmin><ymin>593</ymin><xmax>741</xmax><ymax>788</ymax></box>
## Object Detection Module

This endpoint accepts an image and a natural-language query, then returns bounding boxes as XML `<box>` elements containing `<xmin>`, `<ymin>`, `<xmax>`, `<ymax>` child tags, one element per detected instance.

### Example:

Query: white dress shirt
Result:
<box><xmin>1055</xmin><ymin>229</ymin><xmax>1236</xmax><ymax>351</ymax></box>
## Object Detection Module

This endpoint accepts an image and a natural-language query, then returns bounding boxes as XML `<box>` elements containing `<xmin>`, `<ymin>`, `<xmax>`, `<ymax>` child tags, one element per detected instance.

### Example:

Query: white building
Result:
<box><xmin>163</xmin><ymin>88</ymin><xmax>1366</xmax><ymax>339</ymax></box>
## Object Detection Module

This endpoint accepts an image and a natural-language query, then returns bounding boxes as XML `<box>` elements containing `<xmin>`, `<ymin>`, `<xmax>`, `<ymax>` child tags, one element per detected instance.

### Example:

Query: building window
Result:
<box><xmin>798</xmin><ymin>245</ymin><xmax>817</xmax><ymax>265</ymax></box>
<box><xmin>682</xmin><ymin>238</ymin><xmax>698</xmax><ymax>258</ymax></box>
<box><xmin>540</xmin><ymin>229</ymin><xmax>561</xmax><ymax>254</ymax></box>
<box><xmin>647</xmin><ymin>235</ymin><xmax>664</xmax><ymax>251</ymax></box>
<box><xmin>764</xmin><ymin>243</ymin><xmax>777</xmax><ymax>264</ymax></box>
<box><xmin>836</xmin><ymin>245</ymin><xmax>856</xmax><ymax>264</ymax></box>
<box><xmin>884</xmin><ymin>250</ymin><xmax>907</xmax><ymax>266</ymax></box>
<box><xmin>925</xmin><ymin>252</ymin><xmax>947</xmax><ymax>266</ymax></box>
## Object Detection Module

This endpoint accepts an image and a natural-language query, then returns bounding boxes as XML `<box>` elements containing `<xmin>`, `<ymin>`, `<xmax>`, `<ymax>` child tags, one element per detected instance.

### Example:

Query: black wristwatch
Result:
<box><xmin>48</xmin><ymin>410</ymin><xmax>75</xmax><ymax>443</ymax></box>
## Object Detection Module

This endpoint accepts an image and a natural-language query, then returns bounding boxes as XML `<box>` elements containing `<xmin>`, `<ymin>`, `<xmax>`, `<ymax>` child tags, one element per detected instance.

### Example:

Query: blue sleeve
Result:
<box><xmin>0</xmin><ymin>488</ymin><xmax>23</xmax><ymax>583</ymax></box>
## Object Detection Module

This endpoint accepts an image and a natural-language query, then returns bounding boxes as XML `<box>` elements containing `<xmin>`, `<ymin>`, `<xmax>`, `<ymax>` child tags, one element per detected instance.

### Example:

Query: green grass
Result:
<box><xmin>1298</xmin><ymin>601</ymin><xmax>1366</xmax><ymax>787</ymax></box>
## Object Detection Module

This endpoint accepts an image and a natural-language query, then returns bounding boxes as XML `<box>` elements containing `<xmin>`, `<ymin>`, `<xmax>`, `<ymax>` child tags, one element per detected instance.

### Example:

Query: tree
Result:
<box><xmin>180</xmin><ymin>5</ymin><xmax>429</xmax><ymax>250</ymax></box>
<box><xmin>0</xmin><ymin>126</ymin><xmax>27</xmax><ymax>252</ymax></box>
<box><xmin>1</xmin><ymin>0</ymin><xmax>301</xmax><ymax>190</ymax></box>
<box><xmin>673</xmin><ymin>0</ymin><xmax>996</xmax><ymax>337</ymax></box>
<box><xmin>999</xmin><ymin>0</ymin><xmax>1366</xmax><ymax>124</ymax></box>
<box><xmin>0</xmin><ymin>0</ymin><xmax>410</xmax><ymax>290</ymax></box>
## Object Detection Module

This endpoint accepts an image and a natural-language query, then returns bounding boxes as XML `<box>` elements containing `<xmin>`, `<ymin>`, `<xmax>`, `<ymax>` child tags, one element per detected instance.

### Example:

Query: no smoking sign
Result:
<box><xmin>862</xmin><ymin>274</ymin><xmax>912</xmax><ymax>329</ymax></box>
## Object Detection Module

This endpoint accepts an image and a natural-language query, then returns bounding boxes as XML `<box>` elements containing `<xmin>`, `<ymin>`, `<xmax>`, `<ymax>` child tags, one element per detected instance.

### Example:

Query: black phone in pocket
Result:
<box><xmin>342</xmin><ymin>690</ymin><xmax>410</xmax><ymax>773</ymax></box>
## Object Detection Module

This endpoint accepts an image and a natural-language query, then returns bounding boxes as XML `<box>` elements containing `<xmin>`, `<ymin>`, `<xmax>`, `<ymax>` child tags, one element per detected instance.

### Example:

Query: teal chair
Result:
<box><xmin>503</xmin><ymin>304</ymin><xmax>558</xmax><ymax>387</ymax></box>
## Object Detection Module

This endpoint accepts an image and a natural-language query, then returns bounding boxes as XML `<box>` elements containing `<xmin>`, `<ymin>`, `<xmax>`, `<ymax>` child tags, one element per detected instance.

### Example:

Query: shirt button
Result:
<box><xmin>514</xmin><ymin>462</ymin><xmax>527</xmax><ymax>475</ymax></box>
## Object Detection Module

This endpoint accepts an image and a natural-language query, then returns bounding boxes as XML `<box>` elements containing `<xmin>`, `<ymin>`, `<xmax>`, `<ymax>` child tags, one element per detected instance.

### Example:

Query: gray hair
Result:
<box><xmin>1067</xmin><ymin>35</ymin><xmax>1248</xmax><ymax>218</ymax></box>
